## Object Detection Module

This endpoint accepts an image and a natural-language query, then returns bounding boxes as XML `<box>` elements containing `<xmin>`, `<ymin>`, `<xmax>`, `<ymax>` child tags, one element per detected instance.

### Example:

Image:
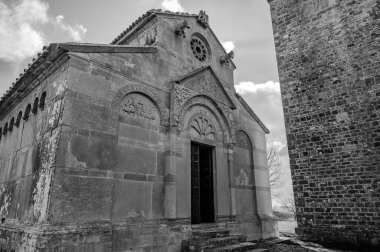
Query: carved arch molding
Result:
<box><xmin>171</xmin><ymin>84</ymin><xmax>233</xmax><ymax>142</ymax></box>
<box><xmin>112</xmin><ymin>84</ymin><xmax>169</xmax><ymax>126</ymax></box>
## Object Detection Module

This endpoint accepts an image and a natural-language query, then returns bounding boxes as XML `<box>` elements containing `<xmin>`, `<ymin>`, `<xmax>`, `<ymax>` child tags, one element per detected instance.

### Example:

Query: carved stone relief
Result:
<box><xmin>197</xmin><ymin>10</ymin><xmax>209</xmax><ymax>28</ymax></box>
<box><xmin>112</xmin><ymin>84</ymin><xmax>168</xmax><ymax>127</ymax></box>
<box><xmin>175</xmin><ymin>20</ymin><xmax>190</xmax><ymax>38</ymax></box>
<box><xmin>190</xmin><ymin>116</ymin><xmax>215</xmax><ymax>140</ymax></box>
<box><xmin>120</xmin><ymin>93</ymin><xmax>159</xmax><ymax>124</ymax></box>
<box><xmin>220</xmin><ymin>51</ymin><xmax>234</xmax><ymax>67</ymax></box>
<box><xmin>185</xmin><ymin>106</ymin><xmax>219</xmax><ymax>141</ymax></box>
<box><xmin>172</xmin><ymin>85</ymin><xmax>197</xmax><ymax>126</ymax></box>
<box><xmin>182</xmin><ymin>71</ymin><xmax>226</xmax><ymax>105</ymax></box>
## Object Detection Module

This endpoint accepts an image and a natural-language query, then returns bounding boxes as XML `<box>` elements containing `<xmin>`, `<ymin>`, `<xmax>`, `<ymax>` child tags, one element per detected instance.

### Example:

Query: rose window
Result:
<box><xmin>190</xmin><ymin>36</ymin><xmax>209</xmax><ymax>62</ymax></box>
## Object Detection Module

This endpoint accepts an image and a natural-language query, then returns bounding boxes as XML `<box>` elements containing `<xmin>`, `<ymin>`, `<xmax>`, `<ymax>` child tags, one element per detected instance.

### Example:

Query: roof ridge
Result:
<box><xmin>110</xmin><ymin>9</ymin><xmax>198</xmax><ymax>45</ymax></box>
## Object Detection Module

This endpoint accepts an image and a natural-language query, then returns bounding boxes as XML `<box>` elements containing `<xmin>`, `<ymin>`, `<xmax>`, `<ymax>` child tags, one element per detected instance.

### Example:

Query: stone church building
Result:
<box><xmin>0</xmin><ymin>10</ymin><xmax>276</xmax><ymax>251</ymax></box>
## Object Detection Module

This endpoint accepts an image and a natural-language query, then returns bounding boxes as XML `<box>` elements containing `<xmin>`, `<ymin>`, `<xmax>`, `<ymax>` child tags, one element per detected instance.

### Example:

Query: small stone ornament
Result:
<box><xmin>220</xmin><ymin>51</ymin><xmax>234</xmax><ymax>66</ymax></box>
<box><xmin>197</xmin><ymin>10</ymin><xmax>209</xmax><ymax>28</ymax></box>
<box><xmin>175</xmin><ymin>20</ymin><xmax>190</xmax><ymax>38</ymax></box>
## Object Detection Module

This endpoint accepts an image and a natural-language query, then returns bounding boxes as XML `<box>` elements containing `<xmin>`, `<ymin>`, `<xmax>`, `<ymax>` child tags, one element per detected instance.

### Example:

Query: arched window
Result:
<box><xmin>15</xmin><ymin>111</ymin><xmax>22</xmax><ymax>127</ymax></box>
<box><xmin>3</xmin><ymin>123</ymin><xmax>8</xmax><ymax>136</ymax></box>
<box><xmin>39</xmin><ymin>92</ymin><xmax>46</xmax><ymax>110</ymax></box>
<box><xmin>32</xmin><ymin>97</ymin><xmax>39</xmax><ymax>114</ymax></box>
<box><xmin>23</xmin><ymin>104</ymin><xmax>31</xmax><ymax>120</ymax></box>
<box><xmin>9</xmin><ymin>117</ymin><xmax>14</xmax><ymax>132</ymax></box>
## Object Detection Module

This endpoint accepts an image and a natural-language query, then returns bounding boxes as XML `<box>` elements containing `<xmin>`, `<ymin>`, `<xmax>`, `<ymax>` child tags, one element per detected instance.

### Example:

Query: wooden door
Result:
<box><xmin>191</xmin><ymin>144</ymin><xmax>201</xmax><ymax>224</ymax></box>
<box><xmin>191</xmin><ymin>143</ymin><xmax>215</xmax><ymax>224</ymax></box>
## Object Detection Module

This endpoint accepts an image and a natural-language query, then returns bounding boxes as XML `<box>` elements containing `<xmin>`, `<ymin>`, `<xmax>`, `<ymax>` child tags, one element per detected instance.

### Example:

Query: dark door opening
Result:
<box><xmin>191</xmin><ymin>142</ymin><xmax>215</xmax><ymax>224</ymax></box>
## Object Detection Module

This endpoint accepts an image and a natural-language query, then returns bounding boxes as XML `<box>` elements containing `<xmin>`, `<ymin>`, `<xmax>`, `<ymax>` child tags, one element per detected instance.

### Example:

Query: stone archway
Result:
<box><xmin>179</xmin><ymin>95</ymin><xmax>233</xmax><ymax>144</ymax></box>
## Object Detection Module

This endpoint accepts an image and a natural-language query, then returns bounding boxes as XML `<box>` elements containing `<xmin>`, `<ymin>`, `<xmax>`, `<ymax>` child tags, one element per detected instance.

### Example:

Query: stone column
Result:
<box><xmin>227</xmin><ymin>145</ymin><xmax>237</xmax><ymax>217</ymax></box>
<box><xmin>164</xmin><ymin>128</ymin><xmax>178</xmax><ymax>219</ymax></box>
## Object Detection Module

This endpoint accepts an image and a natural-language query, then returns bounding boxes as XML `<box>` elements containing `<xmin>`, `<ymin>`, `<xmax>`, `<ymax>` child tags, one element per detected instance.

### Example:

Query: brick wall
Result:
<box><xmin>268</xmin><ymin>0</ymin><xmax>380</xmax><ymax>248</ymax></box>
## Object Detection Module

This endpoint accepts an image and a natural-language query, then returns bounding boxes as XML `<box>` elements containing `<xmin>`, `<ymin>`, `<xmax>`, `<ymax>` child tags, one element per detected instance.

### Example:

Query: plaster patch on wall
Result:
<box><xmin>0</xmin><ymin>184</ymin><xmax>11</xmax><ymax>217</ymax></box>
<box><xmin>52</xmin><ymin>79</ymin><xmax>67</xmax><ymax>96</ymax></box>
<box><xmin>235</xmin><ymin>169</ymin><xmax>249</xmax><ymax>186</ymax></box>
<box><xmin>32</xmin><ymin>129</ymin><xmax>60</xmax><ymax>222</ymax></box>
<box><xmin>335</xmin><ymin>112</ymin><xmax>350</xmax><ymax>123</ymax></box>
<box><xmin>48</xmin><ymin>99</ymin><xmax>63</xmax><ymax>129</ymax></box>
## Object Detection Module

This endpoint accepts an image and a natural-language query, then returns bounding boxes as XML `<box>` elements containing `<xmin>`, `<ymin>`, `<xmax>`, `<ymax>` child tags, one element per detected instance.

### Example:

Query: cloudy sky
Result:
<box><xmin>0</xmin><ymin>0</ymin><xmax>292</xmax><ymax>206</ymax></box>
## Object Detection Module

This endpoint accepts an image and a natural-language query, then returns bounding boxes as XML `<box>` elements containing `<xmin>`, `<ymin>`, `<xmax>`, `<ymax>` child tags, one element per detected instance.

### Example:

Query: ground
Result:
<box><xmin>259</xmin><ymin>220</ymin><xmax>359</xmax><ymax>252</ymax></box>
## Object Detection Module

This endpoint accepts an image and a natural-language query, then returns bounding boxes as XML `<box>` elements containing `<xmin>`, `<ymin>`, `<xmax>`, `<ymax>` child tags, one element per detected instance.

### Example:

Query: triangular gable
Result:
<box><xmin>111</xmin><ymin>10</ymin><xmax>236</xmax><ymax>69</ymax></box>
<box><xmin>175</xmin><ymin>66</ymin><xmax>236</xmax><ymax>109</ymax></box>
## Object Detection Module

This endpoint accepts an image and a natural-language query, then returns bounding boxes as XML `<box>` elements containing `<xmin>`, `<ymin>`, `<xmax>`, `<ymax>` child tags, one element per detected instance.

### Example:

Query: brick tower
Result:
<box><xmin>268</xmin><ymin>0</ymin><xmax>379</xmax><ymax>248</ymax></box>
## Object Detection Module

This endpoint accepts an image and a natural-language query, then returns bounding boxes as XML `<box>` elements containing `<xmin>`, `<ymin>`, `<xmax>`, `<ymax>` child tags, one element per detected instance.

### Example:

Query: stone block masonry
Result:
<box><xmin>268</xmin><ymin>0</ymin><xmax>379</xmax><ymax>249</ymax></box>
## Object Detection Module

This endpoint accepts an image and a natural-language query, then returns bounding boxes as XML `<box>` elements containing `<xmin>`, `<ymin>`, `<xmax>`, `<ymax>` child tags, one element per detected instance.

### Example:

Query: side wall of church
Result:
<box><xmin>268</xmin><ymin>0</ymin><xmax>379</xmax><ymax>248</ymax></box>
<box><xmin>0</xmin><ymin>61</ymin><xmax>69</xmax><ymax>250</ymax></box>
<box><xmin>231</xmin><ymin>103</ymin><xmax>276</xmax><ymax>240</ymax></box>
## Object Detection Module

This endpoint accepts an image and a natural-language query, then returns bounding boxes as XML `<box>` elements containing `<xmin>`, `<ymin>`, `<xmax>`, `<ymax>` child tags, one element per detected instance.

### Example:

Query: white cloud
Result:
<box><xmin>222</xmin><ymin>41</ymin><xmax>235</xmax><ymax>53</ymax></box>
<box><xmin>0</xmin><ymin>0</ymin><xmax>49</xmax><ymax>61</ymax></box>
<box><xmin>0</xmin><ymin>0</ymin><xmax>88</xmax><ymax>62</ymax></box>
<box><xmin>268</xmin><ymin>141</ymin><xmax>286</xmax><ymax>152</ymax></box>
<box><xmin>161</xmin><ymin>0</ymin><xmax>184</xmax><ymax>12</ymax></box>
<box><xmin>54</xmin><ymin>15</ymin><xmax>87</xmax><ymax>42</ymax></box>
<box><xmin>235</xmin><ymin>81</ymin><xmax>280</xmax><ymax>95</ymax></box>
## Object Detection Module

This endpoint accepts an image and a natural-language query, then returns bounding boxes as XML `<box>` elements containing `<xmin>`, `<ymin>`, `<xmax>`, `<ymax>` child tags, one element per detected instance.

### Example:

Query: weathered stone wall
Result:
<box><xmin>0</xmin><ymin>58</ymin><xmax>69</xmax><ymax>250</ymax></box>
<box><xmin>268</xmin><ymin>0</ymin><xmax>380</xmax><ymax>248</ymax></box>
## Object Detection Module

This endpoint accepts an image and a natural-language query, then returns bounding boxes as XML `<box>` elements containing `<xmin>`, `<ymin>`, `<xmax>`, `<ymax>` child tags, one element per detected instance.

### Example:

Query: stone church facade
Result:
<box><xmin>0</xmin><ymin>10</ymin><xmax>276</xmax><ymax>251</ymax></box>
<box><xmin>268</xmin><ymin>0</ymin><xmax>379</xmax><ymax>249</ymax></box>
